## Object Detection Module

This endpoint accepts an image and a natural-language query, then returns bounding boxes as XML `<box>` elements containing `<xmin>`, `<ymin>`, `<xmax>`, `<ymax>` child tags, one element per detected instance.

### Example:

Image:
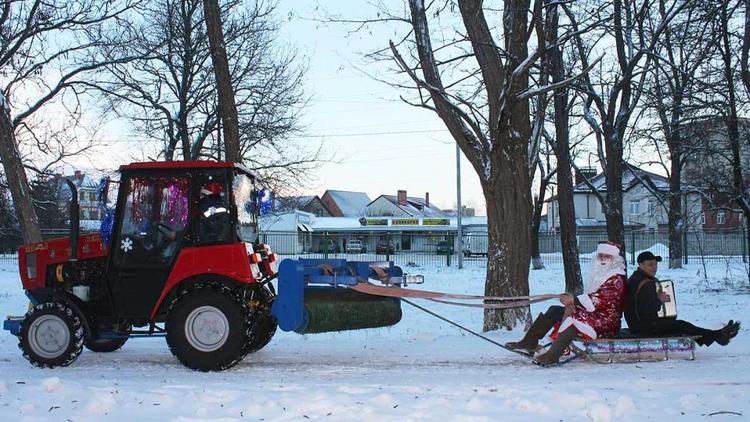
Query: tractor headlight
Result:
<box><xmin>25</xmin><ymin>252</ymin><xmax>37</xmax><ymax>279</ymax></box>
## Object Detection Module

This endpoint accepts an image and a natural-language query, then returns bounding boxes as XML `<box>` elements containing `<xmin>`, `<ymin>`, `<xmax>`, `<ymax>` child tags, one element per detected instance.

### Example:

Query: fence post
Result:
<box><xmin>682</xmin><ymin>229</ymin><xmax>688</xmax><ymax>265</ymax></box>
<box><xmin>630</xmin><ymin>231</ymin><xmax>636</xmax><ymax>266</ymax></box>
<box><xmin>386</xmin><ymin>232</ymin><xmax>391</xmax><ymax>262</ymax></box>
<box><xmin>447</xmin><ymin>235</ymin><xmax>452</xmax><ymax>267</ymax></box>
<box><xmin>323</xmin><ymin>231</ymin><xmax>329</xmax><ymax>259</ymax></box>
<box><xmin>742</xmin><ymin>227</ymin><xmax>748</xmax><ymax>263</ymax></box>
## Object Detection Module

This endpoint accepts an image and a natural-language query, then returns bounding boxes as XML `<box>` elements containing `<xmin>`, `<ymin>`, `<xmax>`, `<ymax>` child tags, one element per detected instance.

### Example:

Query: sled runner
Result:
<box><xmin>576</xmin><ymin>330</ymin><xmax>698</xmax><ymax>363</ymax></box>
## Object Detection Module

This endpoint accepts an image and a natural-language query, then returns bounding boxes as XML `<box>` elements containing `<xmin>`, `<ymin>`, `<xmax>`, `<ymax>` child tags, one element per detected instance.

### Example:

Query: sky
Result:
<box><xmin>50</xmin><ymin>1</ymin><xmax>486</xmax><ymax>215</ymax></box>
<box><xmin>271</xmin><ymin>1</ymin><xmax>486</xmax><ymax>214</ymax></box>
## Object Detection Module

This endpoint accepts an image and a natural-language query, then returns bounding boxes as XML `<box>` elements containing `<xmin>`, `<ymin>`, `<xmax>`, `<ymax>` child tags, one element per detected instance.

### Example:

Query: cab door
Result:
<box><xmin>108</xmin><ymin>173</ymin><xmax>191</xmax><ymax>318</ymax></box>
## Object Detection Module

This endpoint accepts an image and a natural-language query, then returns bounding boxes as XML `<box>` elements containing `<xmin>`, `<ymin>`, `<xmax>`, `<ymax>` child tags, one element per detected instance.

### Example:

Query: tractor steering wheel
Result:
<box><xmin>157</xmin><ymin>222</ymin><xmax>176</xmax><ymax>238</ymax></box>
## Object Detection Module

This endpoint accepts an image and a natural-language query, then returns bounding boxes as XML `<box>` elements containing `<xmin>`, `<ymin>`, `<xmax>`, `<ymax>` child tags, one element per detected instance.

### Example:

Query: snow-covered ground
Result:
<box><xmin>0</xmin><ymin>261</ymin><xmax>748</xmax><ymax>421</ymax></box>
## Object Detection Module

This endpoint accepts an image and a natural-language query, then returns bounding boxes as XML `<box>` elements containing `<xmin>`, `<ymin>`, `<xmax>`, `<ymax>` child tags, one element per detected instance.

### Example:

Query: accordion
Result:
<box><xmin>656</xmin><ymin>279</ymin><xmax>678</xmax><ymax>319</ymax></box>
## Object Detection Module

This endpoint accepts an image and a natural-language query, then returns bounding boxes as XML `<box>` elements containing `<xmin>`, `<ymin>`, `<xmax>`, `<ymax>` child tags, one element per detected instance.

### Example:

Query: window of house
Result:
<box><xmin>629</xmin><ymin>201</ymin><xmax>640</xmax><ymax>215</ymax></box>
<box><xmin>648</xmin><ymin>200</ymin><xmax>656</xmax><ymax>216</ymax></box>
<box><xmin>717</xmin><ymin>211</ymin><xmax>726</xmax><ymax>225</ymax></box>
<box><xmin>90</xmin><ymin>192</ymin><xmax>97</xmax><ymax>202</ymax></box>
<box><xmin>701</xmin><ymin>212</ymin><xmax>706</xmax><ymax>225</ymax></box>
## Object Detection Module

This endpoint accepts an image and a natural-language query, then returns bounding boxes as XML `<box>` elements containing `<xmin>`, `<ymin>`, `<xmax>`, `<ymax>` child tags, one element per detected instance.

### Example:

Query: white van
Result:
<box><xmin>462</xmin><ymin>233</ymin><xmax>488</xmax><ymax>257</ymax></box>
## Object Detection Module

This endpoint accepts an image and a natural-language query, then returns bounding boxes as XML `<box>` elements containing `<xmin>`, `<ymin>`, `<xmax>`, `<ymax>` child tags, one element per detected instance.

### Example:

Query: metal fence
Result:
<box><xmin>260</xmin><ymin>230</ymin><xmax>750</xmax><ymax>269</ymax></box>
<box><xmin>1</xmin><ymin>230</ymin><xmax>746</xmax><ymax>269</ymax></box>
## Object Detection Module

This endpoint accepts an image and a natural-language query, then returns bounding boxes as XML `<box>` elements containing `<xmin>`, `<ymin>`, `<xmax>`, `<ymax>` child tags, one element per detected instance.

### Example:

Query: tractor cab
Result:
<box><xmin>107</xmin><ymin>161</ymin><xmax>264</xmax><ymax>320</ymax></box>
<box><xmin>10</xmin><ymin>161</ymin><xmax>279</xmax><ymax>371</ymax></box>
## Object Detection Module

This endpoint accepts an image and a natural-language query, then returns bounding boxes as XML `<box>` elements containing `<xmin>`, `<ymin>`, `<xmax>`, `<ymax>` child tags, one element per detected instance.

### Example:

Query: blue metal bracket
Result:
<box><xmin>4</xmin><ymin>317</ymin><xmax>23</xmax><ymax>337</ymax></box>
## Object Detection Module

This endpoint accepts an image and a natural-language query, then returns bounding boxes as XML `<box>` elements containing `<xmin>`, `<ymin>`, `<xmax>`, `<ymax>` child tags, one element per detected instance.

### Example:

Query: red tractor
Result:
<box><xmin>8</xmin><ymin>161</ymin><xmax>279</xmax><ymax>371</ymax></box>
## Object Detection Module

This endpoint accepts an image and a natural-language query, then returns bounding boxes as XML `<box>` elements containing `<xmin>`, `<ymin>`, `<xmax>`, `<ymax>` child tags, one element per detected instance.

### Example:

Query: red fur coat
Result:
<box><xmin>551</xmin><ymin>271</ymin><xmax>626</xmax><ymax>341</ymax></box>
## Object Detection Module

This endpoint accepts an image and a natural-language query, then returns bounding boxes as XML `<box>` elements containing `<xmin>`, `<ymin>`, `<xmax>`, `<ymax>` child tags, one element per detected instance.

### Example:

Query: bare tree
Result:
<box><xmin>386</xmin><ymin>0</ymin><xmax>595</xmax><ymax>330</ymax></box>
<box><xmin>633</xmin><ymin>1</ymin><xmax>721</xmax><ymax>268</ymax></box>
<box><xmin>565</xmin><ymin>0</ymin><xmax>690</xmax><ymax>247</ymax></box>
<box><xmin>544</xmin><ymin>0</ymin><xmax>583</xmax><ymax>294</ymax></box>
<box><xmin>0</xmin><ymin>0</ymin><xmax>137</xmax><ymax>243</ymax></box>
<box><xmin>203</xmin><ymin>0</ymin><xmax>240</xmax><ymax>162</ymax></box>
<box><xmin>530</xmin><ymin>141</ymin><xmax>556</xmax><ymax>270</ymax></box>
<box><xmin>91</xmin><ymin>0</ymin><xmax>316</xmax><ymax>193</ymax></box>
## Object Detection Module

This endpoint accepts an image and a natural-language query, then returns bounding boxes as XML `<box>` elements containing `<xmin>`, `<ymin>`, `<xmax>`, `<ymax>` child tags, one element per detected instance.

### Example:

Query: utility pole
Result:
<box><xmin>456</xmin><ymin>143</ymin><xmax>463</xmax><ymax>269</ymax></box>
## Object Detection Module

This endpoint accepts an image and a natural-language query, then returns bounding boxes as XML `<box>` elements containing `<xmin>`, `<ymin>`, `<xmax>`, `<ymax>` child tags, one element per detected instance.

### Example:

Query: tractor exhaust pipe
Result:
<box><xmin>65</xmin><ymin>179</ymin><xmax>80</xmax><ymax>261</ymax></box>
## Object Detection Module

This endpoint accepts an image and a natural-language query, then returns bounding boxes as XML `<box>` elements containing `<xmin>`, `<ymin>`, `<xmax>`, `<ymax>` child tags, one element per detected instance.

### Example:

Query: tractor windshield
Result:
<box><xmin>232</xmin><ymin>172</ymin><xmax>258</xmax><ymax>243</ymax></box>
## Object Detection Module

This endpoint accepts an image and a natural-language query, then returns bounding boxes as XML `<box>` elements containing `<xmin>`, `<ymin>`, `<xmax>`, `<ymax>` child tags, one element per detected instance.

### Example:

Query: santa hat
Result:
<box><xmin>596</xmin><ymin>240</ymin><xmax>622</xmax><ymax>256</ymax></box>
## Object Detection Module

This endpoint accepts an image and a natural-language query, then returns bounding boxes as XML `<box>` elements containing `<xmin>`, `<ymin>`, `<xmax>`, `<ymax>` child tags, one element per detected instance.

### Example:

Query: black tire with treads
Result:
<box><xmin>165</xmin><ymin>283</ymin><xmax>253</xmax><ymax>371</ymax></box>
<box><xmin>19</xmin><ymin>301</ymin><xmax>84</xmax><ymax>368</ymax></box>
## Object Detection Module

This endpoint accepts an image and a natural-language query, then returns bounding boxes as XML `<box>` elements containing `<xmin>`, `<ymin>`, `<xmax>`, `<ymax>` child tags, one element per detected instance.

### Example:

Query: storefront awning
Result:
<box><xmin>297</xmin><ymin>223</ymin><xmax>313</xmax><ymax>232</ymax></box>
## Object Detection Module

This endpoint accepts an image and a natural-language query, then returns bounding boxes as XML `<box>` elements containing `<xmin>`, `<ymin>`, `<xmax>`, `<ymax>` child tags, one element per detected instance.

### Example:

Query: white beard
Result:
<box><xmin>584</xmin><ymin>256</ymin><xmax>625</xmax><ymax>293</ymax></box>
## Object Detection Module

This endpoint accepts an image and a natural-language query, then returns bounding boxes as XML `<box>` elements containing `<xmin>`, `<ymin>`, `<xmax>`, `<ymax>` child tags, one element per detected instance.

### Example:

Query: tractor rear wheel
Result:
<box><xmin>246</xmin><ymin>285</ymin><xmax>277</xmax><ymax>353</ymax></box>
<box><xmin>166</xmin><ymin>284</ymin><xmax>253</xmax><ymax>371</ymax></box>
<box><xmin>19</xmin><ymin>301</ymin><xmax>84</xmax><ymax>368</ymax></box>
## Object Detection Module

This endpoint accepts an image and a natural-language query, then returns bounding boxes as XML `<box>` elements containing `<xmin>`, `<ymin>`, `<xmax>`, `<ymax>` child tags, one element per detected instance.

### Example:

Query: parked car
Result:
<box><xmin>462</xmin><ymin>233</ymin><xmax>488</xmax><ymax>257</ymax></box>
<box><xmin>376</xmin><ymin>242</ymin><xmax>396</xmax><ymax>254</ymax></box>
<box><xmin>318</xmin><ymin>239</ymin><xmax>341</xmax><ymax>253</ymax></box>
<box><xmin>436</xmin><ymin>240</ymin><xmax>454</xmax><ymax>255</ymax></box>
<box><xmin>345</xmin><ymin>239</ymin><xmax>366</xmax><ymax>253</ymax></box>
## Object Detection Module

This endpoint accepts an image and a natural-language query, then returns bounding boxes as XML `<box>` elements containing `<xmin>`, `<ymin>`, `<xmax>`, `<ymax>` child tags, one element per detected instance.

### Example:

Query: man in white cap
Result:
<box><xmin>506</xmin><ymin>241</ymin><xmax>627</xmax><ymax>366</ymax></box>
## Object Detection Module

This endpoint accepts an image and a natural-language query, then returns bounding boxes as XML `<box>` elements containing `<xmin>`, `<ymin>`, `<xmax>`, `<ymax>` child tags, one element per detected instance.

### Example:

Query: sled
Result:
<box><xmin>575</xmin><ymin>329</ymin><xmax>699</xmax><ymax>363</ymax></box>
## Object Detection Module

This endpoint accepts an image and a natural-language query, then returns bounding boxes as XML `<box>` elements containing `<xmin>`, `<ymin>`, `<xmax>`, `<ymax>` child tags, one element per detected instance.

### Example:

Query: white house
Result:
<box><xmin>547</xmin><ymin>165</ymin><xmax>702</xmax><ymax>232</ymax></box>
<box><xmin>366</xmin><ymin>190</ymin><xmax>446</xmax><ymax>217</ymax></box>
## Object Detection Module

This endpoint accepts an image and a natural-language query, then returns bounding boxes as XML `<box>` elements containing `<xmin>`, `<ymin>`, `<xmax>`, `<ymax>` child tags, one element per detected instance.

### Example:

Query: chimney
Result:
<box><xmin>397</xmin><ymin>190</ymin><xmax>407</xmax><ymax>206</ymax></box>
<box><xmin>574</xmin><ymin>166</ymin><xmax>597</xmax><ymax>186</ymax></box>
<box><xmin>74</xmin><ymin>170</ymin><xmax>82</xmax><ymax>180</ymax></box>
<box><xmin>425</xmin><ymin>192</ymin><xmax>430</xmax><ymax>208</ymax></box>
<box><xmin>54</xmin><ymin>173</ymin><xmax>62</xmax><ymax>181</ymax></box>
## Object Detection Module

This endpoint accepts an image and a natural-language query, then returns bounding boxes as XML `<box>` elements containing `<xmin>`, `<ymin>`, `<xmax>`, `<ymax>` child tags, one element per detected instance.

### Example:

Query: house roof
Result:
<box><xmin>374</xmin><ymin>195</ymin><xmax>447</xmax><ymax>217</ymax></box>
<box><xmin>573</xmin><ymin>165</ymin><xmax>669</xmax><ymax>194</ymax></box>
<box><xmin>52</xmin><ymin>174</ymin><xmax>100</xmax><ymax>195</ymax></box>
<box><xmin>274</xmin><ymin>195</ymin><xmax>318</xmax><ymax>211</ymax></box>
<box><xmin>324</xmin><ymin>190</ymin><xmax>371</xmax><ymax>217</ymax></box>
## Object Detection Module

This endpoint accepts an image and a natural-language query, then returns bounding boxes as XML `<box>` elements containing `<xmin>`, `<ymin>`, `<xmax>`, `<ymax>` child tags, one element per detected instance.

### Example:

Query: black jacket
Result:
<box><xmin>624</xmin><ymin>268</ymin><xmax>662</xmax><ymax>330</ymax></box>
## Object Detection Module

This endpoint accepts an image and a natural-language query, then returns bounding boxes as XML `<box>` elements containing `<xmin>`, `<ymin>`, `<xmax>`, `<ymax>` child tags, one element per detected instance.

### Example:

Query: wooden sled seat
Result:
<box><xmin>578</xmin><ymin>329</ymin><xmax>699</xmax><ymax>363</ymax></box>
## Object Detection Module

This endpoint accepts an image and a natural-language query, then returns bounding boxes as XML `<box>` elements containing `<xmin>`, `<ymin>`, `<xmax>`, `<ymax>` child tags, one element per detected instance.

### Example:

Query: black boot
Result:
<box><xmin>534</xmin><ymin>326</ymin><xmax>578</xmax><ymax>366</ymax></box>
<box><xmin>717</xmin><ymin>320</ymin><xmax>740</xmax><ymax>346</ymax></box>
<box><xmin>505</xmin><ymin>313</ymin><xmax>555</xmax><ymax>355</ymax></box>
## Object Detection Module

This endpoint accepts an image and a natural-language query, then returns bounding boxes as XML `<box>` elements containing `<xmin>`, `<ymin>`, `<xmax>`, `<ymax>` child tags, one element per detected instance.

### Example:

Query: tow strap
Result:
<box><xmin>350</xmin><ymin>281</ymin><xmax>561</xmax><ymax>309</ymax></box>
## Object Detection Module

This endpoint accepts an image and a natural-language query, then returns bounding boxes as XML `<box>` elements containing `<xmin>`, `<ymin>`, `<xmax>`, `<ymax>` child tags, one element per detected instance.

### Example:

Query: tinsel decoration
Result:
<box><xmin>258</xmin><ymin>188</ymin><xmax>273</xmax><ymax>216</ymax></box>
<box><xmin>99</xmin><ymin>208</ymin><xmax>114</xmax><ymax>246</ymax></box>
<box><xmin>129</xmin><ymin>177</ymin><xmax>189</xmax><ymax>227</ymax></box>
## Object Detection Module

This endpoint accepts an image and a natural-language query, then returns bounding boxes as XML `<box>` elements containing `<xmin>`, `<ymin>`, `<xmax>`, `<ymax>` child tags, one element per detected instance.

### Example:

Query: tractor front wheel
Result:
<box><xmin>19</xmin><ymin>302</ymin><xmax>84</xmax><ymax>368</ymax></box>
<box><xmin>246</xmin><ymin>285</ymin><xmax>277</xmax><ymax>353</ymax></box>
<box><xmin>166</xmin><ymin>284</ymin><xmax>253</xmax><ymax>371</ymax></box>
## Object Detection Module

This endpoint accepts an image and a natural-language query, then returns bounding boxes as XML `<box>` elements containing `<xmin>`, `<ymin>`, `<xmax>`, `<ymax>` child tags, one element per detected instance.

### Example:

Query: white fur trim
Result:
<box><xmin>559</xmin><ymin>316</ymin><xmax>598</xmax><ymax>340</ymax></box>
<box><xmin>577</xmin><ymin>293</ymin><xmax>596</xmax><ymax>312</ymax></box>
<box><xmin>596</xmin><ymin>243</ymin><xmax>621</xmax><ymax>256</ymax></box>
<box><xmin>584</xmin><ymin>269</ymin><xmax>626</xmax><ymax>294</ymax></box>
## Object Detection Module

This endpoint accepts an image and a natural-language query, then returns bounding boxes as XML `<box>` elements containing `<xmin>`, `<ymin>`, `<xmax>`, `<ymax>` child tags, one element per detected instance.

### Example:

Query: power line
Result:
<box><xmin>92</xmin><ymin>128</ymin><xmax>451</xmax><ymax>143</ymax></box>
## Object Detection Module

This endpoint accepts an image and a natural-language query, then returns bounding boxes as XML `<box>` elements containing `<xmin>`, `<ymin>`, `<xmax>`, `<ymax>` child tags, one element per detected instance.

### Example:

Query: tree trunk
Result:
<box><xmin>203</xmin><ymin>0</ymin><xmax>241</xmax><ymax>163</ymax></box>
<box><xmin>667</xmin><ymin>143</ymin><xmax>683</xmax><ymax>268</ymax></box>
<box><xmin>530</xmin><ymin>182</ymin><xmax>546</xmax><ymax>270</ymax></box>
<box><xmin>603</xmin><ymin>128</ymin><xmax>625</xmax><ymax>248</ymax></box>
<box><xmin>483</xmin><ymin>141</ymin><xmax>532</xmax><ymax>332</ymax></box>
<box><xmin>546</xmin><ymin>0</ymin><xmax>582</xmax><ymax>294</ymax></box>
<box><xmin>0</xmin><ymin>103</ymin><xmax>42</xmax><ymax>244</ymax></box>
